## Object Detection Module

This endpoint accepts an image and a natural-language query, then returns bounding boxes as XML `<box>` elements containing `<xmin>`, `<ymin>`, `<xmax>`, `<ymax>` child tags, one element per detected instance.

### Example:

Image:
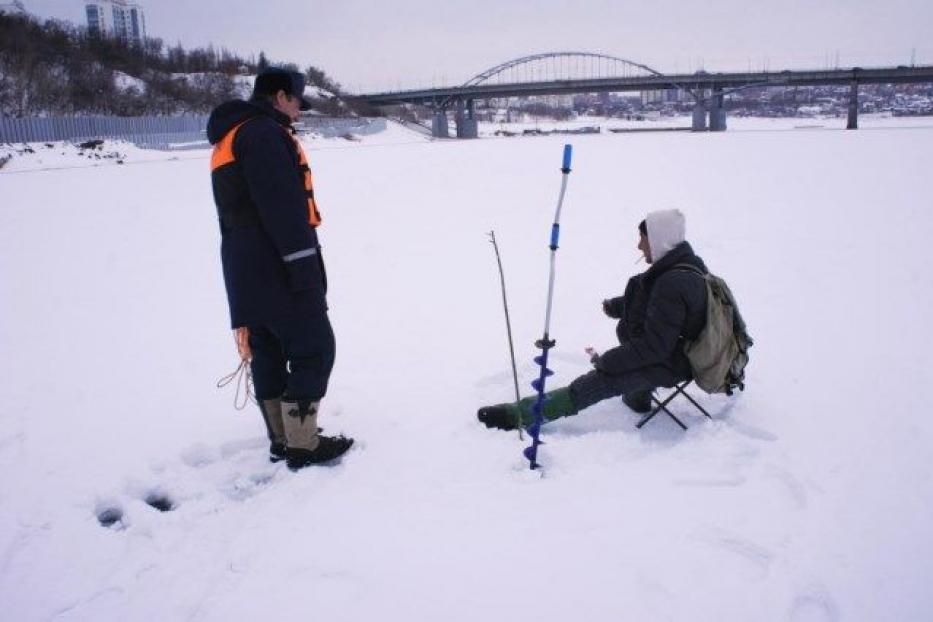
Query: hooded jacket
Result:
<box><xmin>207</xmin><ymin>98</ymin><xmax>326</xmax><ymax>328</ymax></box>
<box><xmin>599</xmin><ymin>209</ymin><xmax>708</xmax><ymax>386</ymax></box>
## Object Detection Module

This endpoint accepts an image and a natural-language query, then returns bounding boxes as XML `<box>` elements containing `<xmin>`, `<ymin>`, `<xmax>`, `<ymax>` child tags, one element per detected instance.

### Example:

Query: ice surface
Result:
<box><xmin>1</xmin><ymin>116</ymin><xmax>932</xmax><ymax>620</ymax></box>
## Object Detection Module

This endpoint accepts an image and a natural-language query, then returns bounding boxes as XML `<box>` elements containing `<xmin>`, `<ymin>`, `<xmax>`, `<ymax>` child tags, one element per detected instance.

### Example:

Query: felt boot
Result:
<box><xmin>258</xmin><ymin>398</ymin><xmax>287</xmax><ymax>462</ymax></box>
<box><xmin>281</xmin><ymin>400</ymin><xmax>353</xmax><ymax>470</ymax></box>
<box><xmin>622</xmin><ymin>390</ymin><xmax>653</xmax><ymax>414</ymax></box>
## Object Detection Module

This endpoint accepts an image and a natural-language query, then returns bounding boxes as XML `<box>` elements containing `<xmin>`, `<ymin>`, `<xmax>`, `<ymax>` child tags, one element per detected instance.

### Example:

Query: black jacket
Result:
<box><xmin>207</xmin><ymin>99</ymin><xmax>326</xmax><ymax>328</ymax></box>
<box><xmin>598</xmin><ymin>241</ymin><xmax>708</xmax><ymax>386</ymax></box>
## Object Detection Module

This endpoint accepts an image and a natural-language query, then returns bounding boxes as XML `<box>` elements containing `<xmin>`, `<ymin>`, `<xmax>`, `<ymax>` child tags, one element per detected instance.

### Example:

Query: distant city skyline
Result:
<box><xmin>15</xmin><ymin>0</ymin><xmax>933</xmax><ymax>93</ymax></box>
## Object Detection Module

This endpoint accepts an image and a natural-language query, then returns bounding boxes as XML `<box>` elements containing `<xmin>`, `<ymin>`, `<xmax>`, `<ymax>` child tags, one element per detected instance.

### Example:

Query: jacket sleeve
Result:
<box><xmin>596</xmin><ymin>275</ymin><xmax>687</xmax><ymax>375</ymax></box>
<box><xmin>603</xmin><ymin>295</ymin><xmax>626</xmax><ymax>319</ymax></box>
<box><xmin>236</xmin><ymin>120</ymin><xmax>321</xmax><ymax>293</ymax></box>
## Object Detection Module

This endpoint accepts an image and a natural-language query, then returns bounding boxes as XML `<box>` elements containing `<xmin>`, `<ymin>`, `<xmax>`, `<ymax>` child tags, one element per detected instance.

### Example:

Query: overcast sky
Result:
<box><xmin>23</xmin><ymin>0</ymin><xmax>933</xmax><ymax>92</ymax></box>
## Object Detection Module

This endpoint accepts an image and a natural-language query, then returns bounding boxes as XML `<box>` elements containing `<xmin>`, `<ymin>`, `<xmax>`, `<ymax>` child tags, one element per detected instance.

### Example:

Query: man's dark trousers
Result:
<box><xmin>569</xmin><ymin>368</ymin><xmax>661</xmax><ymax>411</ymax></box>
<box><xmin>248</xmin><ymin>301</ymin><xmax>335</xmax><ymax>402</ymax></box>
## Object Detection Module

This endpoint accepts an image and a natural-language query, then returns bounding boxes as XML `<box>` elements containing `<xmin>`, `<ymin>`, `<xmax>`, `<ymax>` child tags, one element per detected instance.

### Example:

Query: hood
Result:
<box><xmin>206</xmin><ymin>99</ymin><xmax>289</xmax><ymax>144</ymax></box>
<box><xmin>645</xmin><ymin>208</ymin><xmax>686</xmax><ymax>263</ymax></box>
<box><xmin>643</xmin><ymin>241</ymin><xmax>705</xmax><ymax>285</ymax></box>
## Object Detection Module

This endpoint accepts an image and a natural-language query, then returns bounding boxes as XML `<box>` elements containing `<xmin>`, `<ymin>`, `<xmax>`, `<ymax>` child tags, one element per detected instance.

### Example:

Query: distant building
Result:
<box><xmin>0</xmin><ymin>1</ymin><xmax>28</xmax><ymax>16</ymax></box>
<box><xmin>640</xmin><ymin>88</ymin><xmax>689</xmax><ymax>105</ymax></box>
<box><xmin>85</xmin><ymin>1</ymin><xmax>146</xmax><ymax>45</ymax></box>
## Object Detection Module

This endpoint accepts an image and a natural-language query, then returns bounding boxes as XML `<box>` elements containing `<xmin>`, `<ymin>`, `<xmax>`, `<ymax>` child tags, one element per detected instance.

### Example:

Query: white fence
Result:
<box><xmin>1</xmin><ymin>115</ymin><xmax>388</xmax><ymax>149</ymax></box>
<box><xmin>0</xmin><ymin>115</ymin><xmax>210</xmax><ymax>150</ymax></box>
<box><xmin>299</xmin><ymin>117</ymin><xmax>388</xmax><ymax>138</ymax></box>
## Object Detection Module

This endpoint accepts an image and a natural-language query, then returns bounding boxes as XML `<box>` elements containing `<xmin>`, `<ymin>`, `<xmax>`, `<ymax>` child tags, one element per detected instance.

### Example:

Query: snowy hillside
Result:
<box><xmin>228</xmin><ymin>74</ymin><xmax>336</xmax><ymax>100</ymax></box>
<box><xmin>1</xmin><ymin>118</ymin><xmax>932</xmax><ymax>621</ymax></box>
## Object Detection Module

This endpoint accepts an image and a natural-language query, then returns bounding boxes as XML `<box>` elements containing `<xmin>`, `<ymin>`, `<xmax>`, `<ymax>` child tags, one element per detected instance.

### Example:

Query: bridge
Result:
<box><xmin>352</xmin><ymin>52</ymin><xmax>933</xmax><ymax>137</ymax></box>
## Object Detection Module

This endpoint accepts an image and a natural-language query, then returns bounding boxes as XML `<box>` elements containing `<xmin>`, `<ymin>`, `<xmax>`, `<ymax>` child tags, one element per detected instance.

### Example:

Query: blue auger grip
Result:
<box><xmin>550</xmin><ymin>224</ymin><xmax>560</xmax><ymax>249</ymax></box>
<box><xmin>562</xmin><ymin>144</ymin><xmax>573</xmax><ymax>172</ymax></box>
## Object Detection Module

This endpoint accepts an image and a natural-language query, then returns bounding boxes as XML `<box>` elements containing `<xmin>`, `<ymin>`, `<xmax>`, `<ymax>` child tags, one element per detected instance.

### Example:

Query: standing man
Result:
<box><xmin>478</xmin><ymin>209</ymin><xmax>709</xmax><ymax>429</ymax></box>
<box><xmin>207</xmin><ymin>67</ymin><xmax>353</xmax><ymax>469</ymax></box>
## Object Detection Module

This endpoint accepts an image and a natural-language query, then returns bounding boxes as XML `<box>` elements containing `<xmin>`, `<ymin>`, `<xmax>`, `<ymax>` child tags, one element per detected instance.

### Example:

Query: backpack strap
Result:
<box><xmin>672</xmin><ymin>263</ymin><xmax>707</xmax><ymax>278</ymax></box>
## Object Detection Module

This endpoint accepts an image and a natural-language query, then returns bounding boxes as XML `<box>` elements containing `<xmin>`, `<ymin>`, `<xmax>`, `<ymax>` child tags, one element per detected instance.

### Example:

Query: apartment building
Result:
<box><xmin>86</xmin><ymin>0</ymin><xmax>146</xmax><ymax>45</ymax></box>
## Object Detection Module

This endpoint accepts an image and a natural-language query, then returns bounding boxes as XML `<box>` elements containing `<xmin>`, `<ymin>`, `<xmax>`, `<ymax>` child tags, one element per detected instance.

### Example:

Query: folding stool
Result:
<box><xmin>635</xmin><ymin>379</ymin><xmax>713</xmax><ymax>430</ymax></box>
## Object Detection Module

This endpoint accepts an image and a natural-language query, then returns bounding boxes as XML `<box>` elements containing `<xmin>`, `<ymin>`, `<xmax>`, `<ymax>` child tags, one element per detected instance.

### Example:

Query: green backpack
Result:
<box><xmin>675</xmin><ymin>264</ymin><xmax>753</xmax><ymax>395</ymax></box>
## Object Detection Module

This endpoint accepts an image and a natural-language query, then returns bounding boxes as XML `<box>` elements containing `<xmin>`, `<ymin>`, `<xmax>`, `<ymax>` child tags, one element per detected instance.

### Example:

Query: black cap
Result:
<box><xmin>638</xmin><ymin>219</ymin><xmax>647</xmax><ymax>236</ymax></box>
<box><xmin>252</xmin><ymin>67</ymin><xmax>311</xmax><ymax>111</ymax></box>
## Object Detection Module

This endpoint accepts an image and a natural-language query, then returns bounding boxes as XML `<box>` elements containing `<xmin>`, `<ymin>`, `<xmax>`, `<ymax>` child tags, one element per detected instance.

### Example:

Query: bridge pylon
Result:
<box><xmin>428</xmin><ymin>99</ymin><xmax>478</xmax><ymax>138</ymax></box>
<box><xmin>432</xmin><ymin>109</ymin><xmax>449</xmax><ymax>137</ymax></box>
<box><xmin>847</xmin><ymin>80</ymin><xmax>859</xmax><ymax>130</ymax></box>
<box><xmin>692</xmin><ymin>102</ymin><xmax>707</xmax><ymax>131</ymax></box>
<box><xmin>455</xmin><ymin>98</ymin><xmax>478</xmax><ymax>138</ymax></box>
<box><xmin>709</xmin><ymin>86</ymin><xmax>727</xmax><ymax>132</ymax></box>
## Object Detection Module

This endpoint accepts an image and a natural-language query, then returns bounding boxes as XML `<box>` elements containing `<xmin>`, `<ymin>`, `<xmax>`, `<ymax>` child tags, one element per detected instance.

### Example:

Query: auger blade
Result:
<box><xmin>531</xmin><ymin>375</ymin><xmax>552</xmax><ymax>392</ymax></box>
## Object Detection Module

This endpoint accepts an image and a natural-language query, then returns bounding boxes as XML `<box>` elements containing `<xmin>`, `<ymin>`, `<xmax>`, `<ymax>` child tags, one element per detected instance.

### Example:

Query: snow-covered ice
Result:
<box><xmin>1</xmin><ymin>116</ymin><xmax>932</xmax><ymax>621</ymax></box>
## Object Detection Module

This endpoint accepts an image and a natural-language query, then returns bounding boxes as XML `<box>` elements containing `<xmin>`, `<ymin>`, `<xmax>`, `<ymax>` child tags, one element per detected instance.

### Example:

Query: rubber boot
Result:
<box><xmin>258</xmin><ymin>398</ymin><xmax>287</xmax><ymax>462</ymax></box>
<box><xmin>477</xmin><ymin>387</ymin><xmax>578</xmax><ymax>430</ymax></box>
<box><xmin>281</xmin><ymin>400</ymin><xmax>353</xmax><ymax>470</ymax></box>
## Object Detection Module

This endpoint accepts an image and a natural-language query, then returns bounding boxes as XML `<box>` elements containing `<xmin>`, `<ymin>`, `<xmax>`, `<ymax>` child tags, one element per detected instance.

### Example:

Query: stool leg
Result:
<box><xmin>671</xmin><ymin>381</ymin><xmax>713</xmax><ymax>420</ymax></box>
<box><xmin>636</xmin><ymin>390</ymin><xmax>688</xmax><ymax>430</ymax></box>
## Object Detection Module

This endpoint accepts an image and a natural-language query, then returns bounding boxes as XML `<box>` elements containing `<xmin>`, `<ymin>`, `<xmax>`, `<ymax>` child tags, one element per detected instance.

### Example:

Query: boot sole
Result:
<box><xmin>286</xmin><ymin>439</ymin><xmax>354</xmax><ymax>470</ymax></box>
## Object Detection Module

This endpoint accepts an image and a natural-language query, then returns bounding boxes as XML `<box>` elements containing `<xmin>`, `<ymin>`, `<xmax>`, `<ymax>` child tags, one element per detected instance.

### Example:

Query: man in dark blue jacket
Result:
<box><xmin>478</xmin><ymin>209</ymin><xmax>708</xmax><ymax>430</ymax></box>
<box><xmin>208</xmin><ymin>68</ymin><xmax>352</xmax><ymax>469</ymax></box>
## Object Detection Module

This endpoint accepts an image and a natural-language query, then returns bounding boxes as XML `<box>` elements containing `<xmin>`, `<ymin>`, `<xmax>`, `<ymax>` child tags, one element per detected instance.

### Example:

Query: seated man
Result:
<box><xmin>478</xmin><ymin>208</ymin><xmax>708</xmax><ymax>430</ymax></box>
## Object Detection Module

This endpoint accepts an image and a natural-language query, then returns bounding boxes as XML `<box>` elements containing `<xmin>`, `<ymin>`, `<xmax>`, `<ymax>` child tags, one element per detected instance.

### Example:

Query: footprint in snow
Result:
<box><xmin>219</xmin><ymin>437</ymin><xmax>267</xmax><ymax>459</ymax></box>
<box><xmin>788</xmin><ymin>586</ymin><xmax>839</xmax><ymax>622</ymax></box>
<box><xmin>673</xmin><ymin>475</ymin><xmax>747</xmax><ymax>487</ymax></box>
<box><xmin>765</xmin><ymin>465</ymin><xmax>809</xmax><ymax>509</ymax></box>
<box><xmin>691</xmin><ymin>528</ymin><xmax>774</xmax><ymax>579</ymax></box>
<box><xmin>180</xmin><ymin>443</ymin><xmax>219</xmax><ymax>468</ymax></box>
<box><xmin>221</xmin><ymin>469</ymin><xmax>280</xmax><ymax>501</ymax></box>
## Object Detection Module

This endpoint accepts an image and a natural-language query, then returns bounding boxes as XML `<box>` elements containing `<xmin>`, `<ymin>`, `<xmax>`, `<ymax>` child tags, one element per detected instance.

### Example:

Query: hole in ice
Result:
<box><xmin>144</xmin><ymin>493</ymin><xmax>176</xmax><ymax>512</ymax></box>
<box><xmin>97</xmin><ymin>506</ymin><xmax>124</xmax><ymax>528</ymax></box>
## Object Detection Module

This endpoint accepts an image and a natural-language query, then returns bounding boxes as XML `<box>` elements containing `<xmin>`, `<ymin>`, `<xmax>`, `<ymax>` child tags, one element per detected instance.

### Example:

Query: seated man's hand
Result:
<box><xmin>602</xmin><ymin>296</ymin><xmax>624</xmax><ymax>319</ymax></box>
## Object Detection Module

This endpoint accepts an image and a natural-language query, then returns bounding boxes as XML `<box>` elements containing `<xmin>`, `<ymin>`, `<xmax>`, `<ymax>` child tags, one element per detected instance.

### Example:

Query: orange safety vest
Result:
<box><xmin>210</xmin><ymin>120</ymin><xmax>321</xmax><ymax>227</ymax></box>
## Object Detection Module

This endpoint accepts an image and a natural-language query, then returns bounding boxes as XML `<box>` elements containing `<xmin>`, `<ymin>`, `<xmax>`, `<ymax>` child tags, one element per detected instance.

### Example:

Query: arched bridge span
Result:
<box><xmin>461</xmin><ymin>52</ymin><xmax>666</xmax><ymax>87</ymax></box>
